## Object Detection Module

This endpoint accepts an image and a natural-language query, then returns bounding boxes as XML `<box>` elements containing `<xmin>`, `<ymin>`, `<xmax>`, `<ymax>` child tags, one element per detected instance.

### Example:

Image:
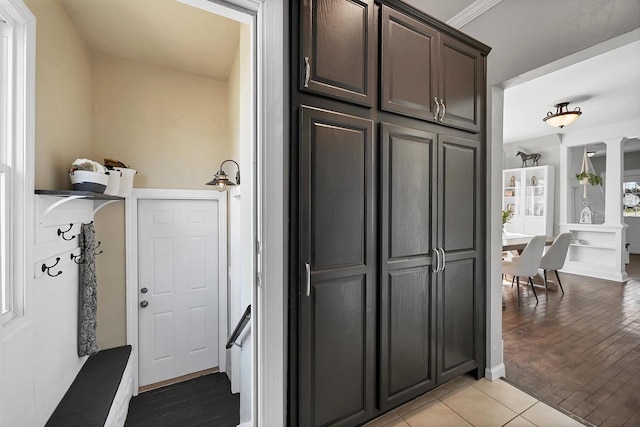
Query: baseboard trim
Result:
<box><xmin>485</xmin><ymin>363</ymin><xmax>506</xmax><ymax>381</ymax></box>
<box><xmin>237</xmin><ymin>422</ymin><xmax>252</xmax><ymax>427</ymax></box>
<box><xmin>138</xmin><ymin>367</ymin><xmax>219</xmax><ymax>393</ymax></box>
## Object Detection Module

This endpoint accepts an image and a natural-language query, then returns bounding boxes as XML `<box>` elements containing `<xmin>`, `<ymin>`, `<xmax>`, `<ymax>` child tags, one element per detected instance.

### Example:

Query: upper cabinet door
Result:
<box><xmin>438</xmin><ymin>35</ymin><xmax>483</xmax><ymax>133</ymax></box>
<box><xmin>301</xmin><ymin>0</ymin><xmax>375</xmax><ymax>107</ymax></box>
<box><xmin>380</xmin><ymin>6</ymin><xmax>439</xmax><ymax>122</ymax></box>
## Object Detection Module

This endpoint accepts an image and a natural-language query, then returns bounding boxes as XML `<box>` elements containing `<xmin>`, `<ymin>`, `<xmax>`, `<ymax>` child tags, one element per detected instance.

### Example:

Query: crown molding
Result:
<box><xmin>447</xmin><ymin>0</ymin><xmax>502</xmax><ymax>29</ymax></box>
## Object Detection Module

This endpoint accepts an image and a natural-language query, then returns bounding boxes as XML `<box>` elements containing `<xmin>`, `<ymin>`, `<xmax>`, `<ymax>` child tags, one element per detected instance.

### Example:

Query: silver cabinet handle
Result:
<box><xmin>439</xmin><ymin>99</ymin><xmax>446</xmax><ymax>120</ymax></box>
<box><xmin>432</xmin><ymin>248</ymin><xmax>440</xmax><ymax>274</ymax></box>
<box><xmin>304</xmin><ymin>57</ymin><xmax>310</xmax><ymax>88</ymax></box>
<box><xmin>434</xmin><ymin>97</ymin><xmax>440</xmax><ymax>121</ymax></box>
<box><xmin>305</xmin><ymin>263</ymin><xmax>311</xmax><ymax>297</ymax></box>
<box><xmin>439</xmin><ymin>247</ymin><xmax>446</xmax><ymax>271</ymax></box>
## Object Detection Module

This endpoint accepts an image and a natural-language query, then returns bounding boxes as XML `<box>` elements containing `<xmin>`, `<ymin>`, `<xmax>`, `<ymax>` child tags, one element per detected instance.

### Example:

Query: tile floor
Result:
<box><xmin>364</xmin><ymin>375</ymin><xmax>586</xmax><ymax>427</ymax></box>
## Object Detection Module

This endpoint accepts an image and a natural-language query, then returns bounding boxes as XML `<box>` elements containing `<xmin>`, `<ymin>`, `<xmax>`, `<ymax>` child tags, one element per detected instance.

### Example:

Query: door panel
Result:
<box><xmin>301</xmin><ymin>0</ymin><xmax>375</xmax><ymax>106</ymax></box>
<box><xmin>439</xmin><ymin>35</ymin><xmax>482</xmax><ymax>132</ymax></box>
<box><xmin>379</xmin><ymin>123</ymin><xmax>436</xmax><ymax>410</ymax></box>
<box><xmin>138</xmin><ymin>199</ymin><xmax>220</xmax><ymax>387</ymax></box>
<box><xmin>381</xmin><ymin>6</ymin><xmax>439</xmax><ymax>121</ymax></box>
<box><xmin>299</xmin><ymin>106</ymin><xmax>375</xmax><ymax>426</ymax></box>
<box><xmin>439</xmin><ymin>258</ymin><xmax>476</xmax><ymax>382</ymax></box>
<box><xmin>440</xmin><ymin>138</ymin><xmax>477</xmax><ymax>253</ymax></box>
<box><xmin>436</xmin><ymin>135</ymin><xmax>482</xmax><ymax>383</ymax></box>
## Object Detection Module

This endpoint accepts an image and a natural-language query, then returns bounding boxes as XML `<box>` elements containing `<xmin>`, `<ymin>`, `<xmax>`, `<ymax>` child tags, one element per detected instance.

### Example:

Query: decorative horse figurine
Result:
<box><xmin>516</xmin><ymin>151</ymin><xmax>541</xmax><ymax>167</ymax></box>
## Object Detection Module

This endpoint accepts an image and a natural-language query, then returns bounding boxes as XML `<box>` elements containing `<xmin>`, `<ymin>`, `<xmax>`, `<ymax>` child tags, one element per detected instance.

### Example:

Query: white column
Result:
<box><xmin>604</xmin><ymin>138</ymin><xmax>624</xmax><ymax>226</ymax></box>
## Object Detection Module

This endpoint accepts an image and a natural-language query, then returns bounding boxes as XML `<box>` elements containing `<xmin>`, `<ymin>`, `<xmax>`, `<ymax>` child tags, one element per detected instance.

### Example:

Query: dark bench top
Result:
<box><xmin>46</xmin><ymin>345</ymin><xmax>132</xmax><ymax>427</ymax></box>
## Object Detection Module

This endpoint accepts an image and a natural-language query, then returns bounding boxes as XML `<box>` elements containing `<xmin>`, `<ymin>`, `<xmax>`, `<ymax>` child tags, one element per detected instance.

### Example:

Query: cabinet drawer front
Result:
<box><xmin>381</xmin><ymin>6</ymin><xmax>439</xmax><ymax>121</ymax></box>
<box><xmin>301</xmin><ymin>0</ymin><xmax>375</xmax><ymax>106</ymax></box>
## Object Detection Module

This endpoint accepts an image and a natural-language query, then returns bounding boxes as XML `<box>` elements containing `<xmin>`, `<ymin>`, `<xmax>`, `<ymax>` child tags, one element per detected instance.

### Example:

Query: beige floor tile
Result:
<box><xmin>504</xmin><ymin>416</ymin><xmax>538</xmax><ymax>427</ymax></box>
<box><xmin>381</xmin><ymin>419</ymin><xmax>411</xmax><ymax>427</ymax></box>
<box><xmin>432</xmin><ymin>374</ymin><xmax>476</xmax><ymax>397</ymax></box>
<box><xmin>441</xmin><ymin>385</ymin><xmax>518</xmax><ymax>427</ymax></box>
<box><xmin>394</xmin><ymin>391</ymin><xmax>438</xmax><ymax>416</ymax></box>
<box><xmin>472</xmin><ymin>378</ymin><xmax>538</xmax><ymax>413</ymax></box>
<box><xmin>363</xmin><ymin>410</ymin><xmax>400</xmax><ymax>427</ymax></box>
<box><xmin>521</xmin><ymin>402</ymin><xmax>584</xmax><ymax>427</ymax></box>
<box><xmin>402</xmin><ymin>400</ymin><xmax>473</xmax><ymax>427</ymax></box>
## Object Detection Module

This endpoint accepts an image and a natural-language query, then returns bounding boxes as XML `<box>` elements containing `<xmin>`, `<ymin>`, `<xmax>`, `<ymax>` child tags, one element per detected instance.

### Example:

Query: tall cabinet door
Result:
<box><xmin>436</xmin><ymin>135</ymin><xmax>484</xmax><ymax>383</ymax></box>
<box><xmin>380</xmin><ymin>6</ymin><xmax>439</xmax><ymax>121</ymax></box>
<box><xmin>299</xmin><ymin>106</ymin><xmax>375</xmax><ymax>427</ymax></box>
<box><xmin>438</xmin><ymin>35</ymin><xmax>483</xmax><ymax>133</ymax></box>
<box><xmin>301</xmin><ymin>0</ymin><xmax>376</xmax><ymax>106</ymax></box>
<box><xmin>379</xmin><ymin>124</ymin><xmax>437</xmax><ymax>410</ymax></box>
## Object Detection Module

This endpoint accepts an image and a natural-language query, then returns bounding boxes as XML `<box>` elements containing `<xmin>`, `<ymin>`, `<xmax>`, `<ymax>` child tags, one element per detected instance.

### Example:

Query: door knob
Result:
<box><xmin>140</xmin><ymin>287</ymin><xmax>148</xmax><ymax>294</ymax></box>
<box><xmin>140</xmin><ymin>300</ymin><xmax>149</xmax><ymax>308</ymax></box>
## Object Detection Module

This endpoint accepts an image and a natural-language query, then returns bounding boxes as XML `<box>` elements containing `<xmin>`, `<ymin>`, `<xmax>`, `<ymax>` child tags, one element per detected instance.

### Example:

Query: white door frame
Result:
<box><xmin>126</xmin><ymin>189</ymin><xmax>228</xmax><ymax>391</ymax></box>
<box><xmin>124</xmin><ymin>1</ymin><xmax>286</xmax><ymax>425</ymax></box>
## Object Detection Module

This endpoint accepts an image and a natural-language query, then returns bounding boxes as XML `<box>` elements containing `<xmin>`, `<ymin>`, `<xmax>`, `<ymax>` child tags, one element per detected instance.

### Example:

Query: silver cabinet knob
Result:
<box><xmin>140</xmin><ymin>287</ymin><xmax>148</xmax><ymax>294</ymax></box>
<box><xmin>140</xmin><ymin>300</ymin><xmax>149</xmax><ymax>308</ymax></box>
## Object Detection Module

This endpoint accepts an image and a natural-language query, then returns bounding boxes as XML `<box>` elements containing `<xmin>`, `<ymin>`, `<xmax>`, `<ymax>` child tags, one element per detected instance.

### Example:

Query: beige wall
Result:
<box><xmin>91</xmin><ymin>54</ymin><xmax>231</xmax><ymax>188</ymax></box>
<box><xmin>27</xmin><ymin>0</ymin><xmax>92</xmax><ymax>189</ymax></box>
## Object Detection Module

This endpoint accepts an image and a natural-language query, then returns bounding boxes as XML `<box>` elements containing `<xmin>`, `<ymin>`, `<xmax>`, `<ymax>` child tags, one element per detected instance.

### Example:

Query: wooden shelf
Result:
<box><xmin>35</xmin><ymin>190</ymin><xmax>123</xmax><ymax>200</ymax></box>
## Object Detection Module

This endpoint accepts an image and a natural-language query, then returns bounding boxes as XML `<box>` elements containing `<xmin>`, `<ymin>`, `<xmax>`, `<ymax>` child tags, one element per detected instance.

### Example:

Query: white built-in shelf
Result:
<box><xmin>570</xmin><ymin>244</ymin><xmax>616</xmax><ymax>250</ymax></box>
<box><xmin>35</xmin><ymin>190</ymin><xmax>124</xmax><ymax>225</ymax></box>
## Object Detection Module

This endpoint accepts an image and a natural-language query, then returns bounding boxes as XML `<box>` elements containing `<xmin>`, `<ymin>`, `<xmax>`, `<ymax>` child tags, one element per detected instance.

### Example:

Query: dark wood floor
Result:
<box><xmin>503</xmin><ymin>255</ymin><xmax>640</xmax><ymax>427</ymax></box>
<box><xmin>125</xmin><ymin>373</ymin><xmax>239</xmax><ymax>427</ymax></box>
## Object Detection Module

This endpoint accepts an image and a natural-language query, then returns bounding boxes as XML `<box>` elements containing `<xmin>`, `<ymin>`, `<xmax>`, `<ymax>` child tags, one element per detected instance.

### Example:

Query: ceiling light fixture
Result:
<box><xmin>587</xmin><ymin>151</ymin><xmax>596</xmax><ymax>157</ymax></box>
<box><xmin>206</xmin><ymin>159</ymin><xmax>240</xmax><ymax>192</ymax></box>
<box><xmin>543</xmin><ymin>102</ymin><xmax>582</xmax><ymax>128</ymax></box>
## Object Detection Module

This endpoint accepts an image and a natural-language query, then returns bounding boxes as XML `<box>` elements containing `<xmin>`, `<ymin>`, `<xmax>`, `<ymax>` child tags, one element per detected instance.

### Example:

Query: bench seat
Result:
<box><xmin>46</xmin><ymin>345</ymin><xmax>133</xmax><ymax>427</ymax></box>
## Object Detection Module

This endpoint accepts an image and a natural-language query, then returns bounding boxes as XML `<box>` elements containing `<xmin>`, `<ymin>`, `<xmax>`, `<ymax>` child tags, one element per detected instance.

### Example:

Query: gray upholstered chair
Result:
<box><xmin>502</xmin><ymin>235</ymin><xmax>546</xmax><ymax>306</ymax></box>
<box><xmin>539</xmin><ymin>232</ymin><xmax>572</xmax><ymax>297</ymax></box>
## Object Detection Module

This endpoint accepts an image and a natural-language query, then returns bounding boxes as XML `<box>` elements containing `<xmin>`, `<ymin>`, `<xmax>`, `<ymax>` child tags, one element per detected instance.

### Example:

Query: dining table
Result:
<box><xmin>502</xmin><ymin>233</ymin><xmax>555</xmax><ymax>253</ymax></box>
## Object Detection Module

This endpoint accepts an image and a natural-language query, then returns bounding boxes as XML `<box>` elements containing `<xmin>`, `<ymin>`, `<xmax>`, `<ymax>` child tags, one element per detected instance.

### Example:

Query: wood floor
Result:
<box><xmin>125</xmin><ymin>373</ymin><xmax>239</xmax><ymax>427</ymax></box>
<box><xmin>502</xmin><ymin>255</ymin><xmax>640</xmax><ymax>427</ymax></box>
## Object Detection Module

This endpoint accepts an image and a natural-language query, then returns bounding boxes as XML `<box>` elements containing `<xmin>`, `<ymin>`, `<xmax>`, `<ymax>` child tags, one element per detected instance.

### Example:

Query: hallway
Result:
<box><xmin>502</xmin><ymin>256</ymin><xmax>640</xmax><ymax>426</ymax></box>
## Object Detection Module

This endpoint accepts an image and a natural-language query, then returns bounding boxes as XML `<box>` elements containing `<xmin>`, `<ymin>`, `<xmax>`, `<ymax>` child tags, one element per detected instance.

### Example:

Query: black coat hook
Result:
<box><xmin>95</xmin><ymin>241</ymin><xmax>103</xmax><ymax>256</ymax></box>
<box><xmin>42</xmin><ymin>257</ymin><xmax>62</xmax><ymax>277</ymax></box>
<box><xmin>57</xmin><ymin>224</ymin><xmax>75</xmax><ymax>241</ymax></box>
<box><xmin>70</xmin><ymin>251</ymin><xmax>84</xmax><ymax>264</ymax></box>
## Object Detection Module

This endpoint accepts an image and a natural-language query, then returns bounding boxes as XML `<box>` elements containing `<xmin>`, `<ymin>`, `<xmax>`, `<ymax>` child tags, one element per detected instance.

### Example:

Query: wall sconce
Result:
<box><xmin>206</xmin><ymin>159</ymin><xmax>240</xmax><ymax>192</ymax></box>
<box><xmin>543</xmin><ymin>102</ymin><xmax>582</xmax><ymax>128</ymax></box>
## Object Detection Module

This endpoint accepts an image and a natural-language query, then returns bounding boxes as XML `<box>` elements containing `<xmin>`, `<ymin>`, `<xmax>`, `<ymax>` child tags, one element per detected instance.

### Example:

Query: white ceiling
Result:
<box><xmin>60</xmin><ymin>0</ymin><xmax>241</xmax><ymax>81</ymax></box>
<box><xmin>503</xmin><ymin>40</ymin><xmax>640</xmax><ymax>143</ymax></box>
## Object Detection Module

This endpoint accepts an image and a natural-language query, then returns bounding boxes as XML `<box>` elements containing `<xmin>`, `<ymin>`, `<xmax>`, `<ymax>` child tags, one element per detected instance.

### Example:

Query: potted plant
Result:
<box><xmin>575</xmin><ymin>171</ymin><xmax>602</xmax><ymax>186</ymax></box>
<box><xmin>502</xmin><ymin>209</ymin><xmax>512</xmax><ymax>236</ymax></box>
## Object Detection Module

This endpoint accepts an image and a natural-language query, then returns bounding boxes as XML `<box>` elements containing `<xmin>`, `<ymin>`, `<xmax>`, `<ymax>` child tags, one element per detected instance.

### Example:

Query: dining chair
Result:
<box><xmin>539</xmin><ymin>232</ymin><xmax>572</xmax><ymax>298</ymax></box>
<box><xmin>502</xmin><ymin>235</ymin><xmax>546</xmax><ymax>306</ymax></box>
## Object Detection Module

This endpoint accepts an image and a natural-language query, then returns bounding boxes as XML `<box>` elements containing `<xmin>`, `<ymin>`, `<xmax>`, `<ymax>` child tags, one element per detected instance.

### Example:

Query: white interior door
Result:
<box><xmin>137</xmin><ymin>198</ymin><xmax>221</xmax><ymax>387</ymax></box>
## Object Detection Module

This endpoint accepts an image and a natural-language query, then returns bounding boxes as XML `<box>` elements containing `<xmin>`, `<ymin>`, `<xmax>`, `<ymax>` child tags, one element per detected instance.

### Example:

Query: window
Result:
<box><xmin>1</xmin><ymin>17</ymin><xmax>12</xmax><ymax>324</ymax></box>
<box><xmin>624</xmin><ymin>181</ymin><xmax>640</xmax><ymax>217</ymax></box>
<box><xmin>0</xmin><ymin>0</ymin><xmax>34</xmax><ymax>330</ymax></box>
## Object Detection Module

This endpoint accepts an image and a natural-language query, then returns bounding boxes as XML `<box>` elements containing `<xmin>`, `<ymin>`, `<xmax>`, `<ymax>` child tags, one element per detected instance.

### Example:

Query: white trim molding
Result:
<box><xmin>485</xmin><ymin>363</ymin><xmax>506</xmax><ymax>381</ymax></box>
<box><xmin>125</xmin><ymin>189</ymin><xmax>228</xmax><ymax>394</ymax></box>
<box><xmin>447</xmin><ymin>0</ymin><xmax>502</xmax><ymax>29</ymax></box>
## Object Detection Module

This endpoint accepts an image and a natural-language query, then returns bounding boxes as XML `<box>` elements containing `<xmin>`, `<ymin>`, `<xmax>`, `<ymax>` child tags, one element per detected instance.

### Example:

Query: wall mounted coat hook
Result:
<box><xmin>70</xmin><ymin>251</ymin><xmax>84</xmax><ymax>264</ymax></box>
<box><xmin>57</xmin><ymin>224</ymin><xmax>75</xmax><ymax>241</ymax></box>
<box><xmin>42</xmin><ymin>257</ymin><xmax>62</xmax><ymax>277</ymax></box>
<box><xmin>95</xmin><ymin>241</ymin><xmax>103</xmax><ymax>256</ymax></box>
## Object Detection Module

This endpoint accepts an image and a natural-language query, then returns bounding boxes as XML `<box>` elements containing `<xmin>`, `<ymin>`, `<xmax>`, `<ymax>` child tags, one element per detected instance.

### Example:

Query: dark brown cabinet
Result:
<box><xmin>291</xmin><ymin>1</ymin><xmax>490</xmax><ymax>425</ymax></box>
<box><xmin>381</xmin><ymin>5</ymin><xmax>483</xmax><ymax>133</ymax></box>
<box><xmin>300</xmin><ymin>0</ymin><xmax>376</xmax><ymax>106</ymax></box>
<box><xmin>298</xmin><ymin>106</ymin><xmax>376</xmax><ymax>426</ymax></box>
<box><xmin>436</xmin><ymin>135</ymin><xmax>483</xmax><ymax>382</ymax></box>
<box><xmin>379</xmin><ymin>124</ymin><xmax>437</xmax><ymax>410</ymax></box>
